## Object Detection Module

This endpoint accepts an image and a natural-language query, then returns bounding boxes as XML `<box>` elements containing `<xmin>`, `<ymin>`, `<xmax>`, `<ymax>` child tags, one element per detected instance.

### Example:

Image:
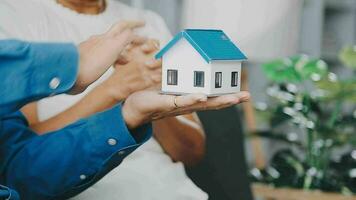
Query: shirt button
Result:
<box><xmin>80</xmin><ymin>174</ymin><xmax>87</xmax><ymax>180</ymax></box>
<box><xmin>118</xmin><ymin>151</ymin><xmax>126</xmax><ymax>156</ymax></box>
<box><xmin>107</xmin><ymin>138</ymin><xmax>117</xmax><ymax>146</ymax></box>
<box><xmin>49</xmin><ymin>77</ymin><xmax>61</xmax><ymax>89</ymax></box>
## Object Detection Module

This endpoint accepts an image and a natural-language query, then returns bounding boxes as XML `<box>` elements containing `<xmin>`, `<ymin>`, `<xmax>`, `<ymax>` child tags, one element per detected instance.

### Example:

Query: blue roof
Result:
<box><xmin>155</xmin><ymin>29</ymin><xmax>247</xmax><ymax>63</ymax></box>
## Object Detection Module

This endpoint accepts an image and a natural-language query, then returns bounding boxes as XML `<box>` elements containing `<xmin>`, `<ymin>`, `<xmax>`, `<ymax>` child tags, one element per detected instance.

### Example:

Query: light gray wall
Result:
<box><xmin>300</xmin><ymin>0</ymin><xmax>356</xmax><ymax>63</ymax></box>
<box><xmin>119</xmin><ymin>0</ymin><xmax>182</xmax><ymax>34</ymax></box>
<box><xmin>299</xmin><ymin>0</ymin><xmax>325</xmax><ymax>57</ymax></box>
<box><xmin>142</xmin><ymin>0</ymin><xmax>182</xmax><ymax>34</ymax></box>
<box><xmin>120</xmin><ymin>0</ymin><xmax>356</xmax><ymax>65</ymax></box>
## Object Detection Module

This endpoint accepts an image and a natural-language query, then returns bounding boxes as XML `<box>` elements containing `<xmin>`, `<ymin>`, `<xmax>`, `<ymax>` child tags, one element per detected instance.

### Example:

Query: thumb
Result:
<box><xmin>105</xmin><ymin>29</ymin><xmax>136</xmax><ymax>58</ymax></box>
<box><xmin>106</xmin><ymin>20</ymin><xmax>145</xmax><ymax>37</ymax></box>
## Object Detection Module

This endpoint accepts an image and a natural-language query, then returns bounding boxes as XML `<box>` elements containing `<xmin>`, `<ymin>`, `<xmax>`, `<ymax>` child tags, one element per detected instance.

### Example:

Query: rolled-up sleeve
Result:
<box><xmin>0</xmin><ymin>39</ymin><xmax>78</xmax><ymax>116</ymax></box>
<box><xmin>0</xmin><ymin>105</ymin><xmax>152</xmax><ymax>200</ymax></box>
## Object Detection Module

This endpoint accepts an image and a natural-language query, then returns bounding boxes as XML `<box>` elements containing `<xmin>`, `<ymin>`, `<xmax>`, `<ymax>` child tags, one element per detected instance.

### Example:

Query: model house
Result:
<box><xmin>156</xmin><ymin>29</ymin><xmax>247</xmax><ymax>96</ymax></box>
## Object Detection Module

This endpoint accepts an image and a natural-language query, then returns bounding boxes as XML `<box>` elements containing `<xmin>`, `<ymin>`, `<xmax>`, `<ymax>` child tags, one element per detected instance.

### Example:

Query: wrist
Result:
<box><xmin>121</xmin><ymin>102</ymin><xmax>142</xmax><ymax>130</ymax></box>
<box><xmin>71</xmin><ymin>48</ymin><xmax>88</xmax><ymax>94</ymax></box>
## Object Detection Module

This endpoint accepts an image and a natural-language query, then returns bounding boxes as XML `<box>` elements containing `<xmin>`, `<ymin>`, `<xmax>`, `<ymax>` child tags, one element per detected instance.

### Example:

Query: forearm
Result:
<box><xmin>0</xmin><ymin>40</ymin><xmax>78</xmax><ymax>116</ymax></box>
<box><xmin>153</xmin><ymin>114</ymin><xmax>206</xmax><ymax>166</ymax></box>
<box><xmin>32</xmin><ymin>84</ymin><xmax>122</xmax><ymax>134</ymax></box>
<box><xmin>1</xmin><ymin>106</ymin><xmax>152</xmax><ymax>199</ymax></box>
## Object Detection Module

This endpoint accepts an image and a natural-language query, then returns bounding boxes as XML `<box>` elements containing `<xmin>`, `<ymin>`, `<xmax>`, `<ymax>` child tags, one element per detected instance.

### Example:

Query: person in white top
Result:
<box><xmin>0</xmin><ymin>0</ymin><xmax>209</xmax><ymax>199</ymax></box>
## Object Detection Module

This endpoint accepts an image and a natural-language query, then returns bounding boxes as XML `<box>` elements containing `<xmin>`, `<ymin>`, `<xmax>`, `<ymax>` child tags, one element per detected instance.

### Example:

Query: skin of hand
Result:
<box><xmin>100</xmin><ymin>39</ymin><xmax>162</xmax><ymax>101</ymax></box>
<box><xmin>71</xmin><ymin>20</ymin><xmax>146</xmax><ymax>94</ymax></box>
<box><xmin>122</xmin><ymin>90</ymin><xmax>251</xmax><ymax>130</ymax></box>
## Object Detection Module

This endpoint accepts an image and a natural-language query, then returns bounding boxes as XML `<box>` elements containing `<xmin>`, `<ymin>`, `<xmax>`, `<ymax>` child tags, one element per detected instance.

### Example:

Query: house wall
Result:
<box><xmin>162</xmin><ymin>38</ymin><xmax>211</xmax><ymax>94</ymax></box>
<box><xmin>209</xmin><ymin>61</ymin><xmax>241</xmax><ymax>95</ymax></box>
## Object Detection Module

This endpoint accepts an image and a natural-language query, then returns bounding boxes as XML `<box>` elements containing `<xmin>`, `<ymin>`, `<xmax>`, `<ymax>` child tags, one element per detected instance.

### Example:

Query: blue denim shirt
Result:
<box><xmin>0</xmin><ymin>40</ymin><xmax>152</xmax><ymax>200</ymax></box>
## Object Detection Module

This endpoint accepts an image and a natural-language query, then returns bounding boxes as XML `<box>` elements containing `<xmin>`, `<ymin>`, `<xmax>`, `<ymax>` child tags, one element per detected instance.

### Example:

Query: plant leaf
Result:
<box><xmin>339</xmin><ymin>46</ymin><xmax>356</xmax><ymax>69</ymax></box>
<box><xmin>316</xmin><ymin>78</ymin><xmax>356</xmax><ymax>102</ymax></box>
<box><xmin>262</xmin><ymin>55</ymin><xmax>328</xmax><ymax>83</ymax></box>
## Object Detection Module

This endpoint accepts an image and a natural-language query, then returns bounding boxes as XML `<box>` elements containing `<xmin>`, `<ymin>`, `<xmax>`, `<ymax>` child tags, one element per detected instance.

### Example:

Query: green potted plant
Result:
<box><xmin>250</xmin><ymin>46</ymin><xmax>356</xmax><ymax>195</ymax></box>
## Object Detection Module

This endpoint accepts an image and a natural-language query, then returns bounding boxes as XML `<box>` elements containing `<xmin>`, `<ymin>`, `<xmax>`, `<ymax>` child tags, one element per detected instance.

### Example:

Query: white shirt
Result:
<box><xmin>0</xmin><ymin>0</ymin><xmax>208</xmax><ymax>199</ymax></box>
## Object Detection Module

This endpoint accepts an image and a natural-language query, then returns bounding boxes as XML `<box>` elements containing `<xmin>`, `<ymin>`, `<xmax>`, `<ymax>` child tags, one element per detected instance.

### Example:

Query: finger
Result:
<box><xmin>239</xmin><ymin>91</ymin><xmax>251</xmax><ymax>102</ymax></box>
<box><xmin>175</xmin><ymin>94</ymin><xmax>208</xmax><ymax>108</ymax></box>
<box><xmin>172</xmin><ymin>91</ymin><xmax>250</xmax><ymax>113</ymax></box>
<box><xmin>131</xmin><ymin>36</ymin><xmax>148</xmax><ymax>45</ymax></box>
<box><xmin>124</xmin><ymin>36</ymin><xmax>148</xmax><ymax>52</ymax></box>
<box><xmin>145</xmin><ymin>59</ymin><xmax>162</xmax><ymax>70</ymax></box>
<box><xmin>152</xmin><ymin>39</ymin><xmax>160</xmax><ymax>49</ymax></box>
<box><xmin>116</xmin><ymin>50</ymin><xmax>130</xmax><ymax>65</ymax></box>
<box><xmin>125</xmin><ymin>43</ymin><xmax>134</xmax><ymax>51</ymax></box>
<box><xmin>229</xmin><ymin>91</ymin><xmax>250</xmax><ymax>102</ymax></box>
<box><xmin>151</xmin><ymin>73</ymin><xmax>162</xmax><ymax>84</ymax></box>
<box><xmin>108</xmin><ymin>29</ymin><xmax>136</xmax><ymax>52</ymax></box>
<box><xmin>209</xmin><ymin>92</ymin><xmax>250</xmax><ymax>108</ymax></box>
<box><xmin>170</xmin><ymin>100</ymin><xmax>231</xmax><ymax>115</ymax></box>
<box><xmin>121</xmin><ymin>20</ymin><xmax>146</xmax><ymax>30</ymax></box>
<box><xmin>141</xmin><ymin>39</ymin><xmax>160</xmax><ymax>53</ymax></box>
<box><xmin>211</xmin><ymin>91</ymin><xmax>250</xmax><ymax>103</ymax></box>
<box><xmin>159</xmin><ymin>94</ymin><xmax>206</xmax><ymax>112</ymax></box>
<box><xmin>116</xmin><ymin>57</ymin><xmax>129</xmax><ymax>65</ymax></box>
<box><xmin>107</xmin><ymin>20</ymin><xmax>145</xmax><ymax>37</ymax></box>
<box><xmin>148</xmin><ymin>84</ymin><xmax>161</xmax><ymax>90</ymax></box>
<box><xmin>154</xmin><ymin>92</ymin><xmax>249</xmax><ymax>120</ymax></box>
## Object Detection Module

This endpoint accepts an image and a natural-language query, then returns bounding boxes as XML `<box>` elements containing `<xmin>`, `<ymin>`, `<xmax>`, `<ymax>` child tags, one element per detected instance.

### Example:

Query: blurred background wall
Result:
<box><xmin>121</xmin><ymin>0</ymin><xmax>356</xmax><ymax>59</ymax></box>
<box><xmin>121</xmin><ymin>0</ymin><xmax>356</xmax><ymax>100</ymax></box>
<box><xmin>182</xmin><ymin>0</ymin><xmax>303</xmax><ymax>61</ymax></box>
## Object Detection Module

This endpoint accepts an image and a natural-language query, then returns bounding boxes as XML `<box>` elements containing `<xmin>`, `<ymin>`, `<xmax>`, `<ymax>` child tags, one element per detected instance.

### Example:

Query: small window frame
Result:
<box><xmin>215</xmin><ymin>72</ymin><xmax>222</xmax><ymax>88</ymax></box>
<box><xmin>231</xmin><ymin>71</ymin><xmax>239</xmax><ymax>87</ymax></box>
<box><xmin>194</xmin><ymin>71</ymin><xmax>205</xmax><ymax>87</ymax></box>
<box><xmin>167</xmin><ymin>69</ymin><xmax>178</xmax><ymax>85</ymax></box>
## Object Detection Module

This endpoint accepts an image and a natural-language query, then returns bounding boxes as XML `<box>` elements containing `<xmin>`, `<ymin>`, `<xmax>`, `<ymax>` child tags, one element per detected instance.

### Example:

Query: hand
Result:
<box><xmin>122</xmin><ymin>90</ymin><xmax>251</xmax><ymax>129</ymax></box>
<box><xmin>71</xmin><ymin>20</ymin><xmax>145</xmax><ymax>94</ymax></box>
<box><xmin>101</xmin><ymin>39</ymin><xmax>162</xmax><ymax>101</ymax></box>
<box><xmin>117</xmin><ymin>39</ymin><xmax>160</xmax><ymax>65</ymax></box>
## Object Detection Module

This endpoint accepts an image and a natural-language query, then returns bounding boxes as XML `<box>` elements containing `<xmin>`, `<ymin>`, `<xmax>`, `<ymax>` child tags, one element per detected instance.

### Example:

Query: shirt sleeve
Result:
<box><xmin>0</xmin><ymin>105</ymin><xmax>152</xmax><ymax>199</ymax></box>
<box><xmin>0</xmin><ymin>185</ymin><xmax>20</xmax><ymax>200</ymax></box>
<box><xmin>0</xmin><ymin>39</ymin><xmax>79</xmax><ymax>116</ymax></box>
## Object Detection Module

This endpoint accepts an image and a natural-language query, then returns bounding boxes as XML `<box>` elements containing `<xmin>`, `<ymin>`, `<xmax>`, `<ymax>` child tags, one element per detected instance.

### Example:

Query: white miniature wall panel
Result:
<box><xmin>162</xmin><ymin>38</ymin><xmax>211</xmax><ymax>94</ymax></box>
<box><xmin>209</xmin><ymin>61</ymin><xmax>241</xmax><ymax>95</ymax></box>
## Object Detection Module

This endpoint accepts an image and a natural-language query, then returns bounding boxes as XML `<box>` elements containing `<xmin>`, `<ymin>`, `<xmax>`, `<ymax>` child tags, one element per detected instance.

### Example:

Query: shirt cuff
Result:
<box><xmin>86</xmin><ymin>104</ymin><xmax>152</xmax><ymax>170</ymax></box>
<box><xmin>56</xmin><ymin>104</ymin><xmax>152</xmax><ymax>198</ymax></box>
<box><xmin>29</xmin><ymin>42</ymin><xmax>79</xmax><ymax>96</ymax></box>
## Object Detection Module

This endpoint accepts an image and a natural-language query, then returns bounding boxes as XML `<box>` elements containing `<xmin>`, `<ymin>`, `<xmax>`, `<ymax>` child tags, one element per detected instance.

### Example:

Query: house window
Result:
<box><xmin>231</xmin><ymin>71</ymin><xmax>238</xmax><ymax>87</ymax></box>
<box><xmin>167</xmin><ymin>69</ymin><xmax>178</xmax><ymax>85</ymax></box>
<box><xmin>194</xmin><ymin>71</ymin><xmax>205</xmax><ymax>87</ymax></box>
<box><xmin>215</xmin><ymin>72</ymin><xmax>222</xmax><ymax>88</ymax></box>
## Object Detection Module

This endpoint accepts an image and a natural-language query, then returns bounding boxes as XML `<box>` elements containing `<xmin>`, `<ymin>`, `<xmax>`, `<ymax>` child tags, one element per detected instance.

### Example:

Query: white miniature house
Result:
<box><xmin>156</xmin><ymin>29</ymin><xmax>247</xmax><ymax>96</ymax></box>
